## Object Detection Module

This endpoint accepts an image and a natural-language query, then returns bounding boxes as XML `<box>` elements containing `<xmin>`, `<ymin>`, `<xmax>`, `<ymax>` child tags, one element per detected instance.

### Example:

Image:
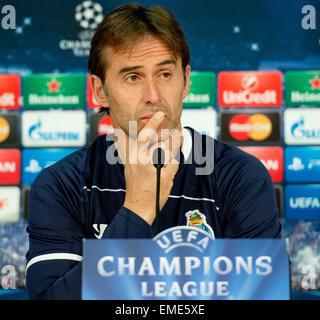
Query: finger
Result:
<box><xmin>138</xmin><ymin>111</ymin><xmax>165</xmax><ymax>149</ymax></box>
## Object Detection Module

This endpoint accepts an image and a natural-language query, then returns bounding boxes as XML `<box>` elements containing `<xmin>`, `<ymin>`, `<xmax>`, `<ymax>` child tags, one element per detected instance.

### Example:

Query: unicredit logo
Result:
<box><xmin>218</xmin><ymin>71</ymin><xmax>282</xmax><ymax>107</ymax></box>
<box><xmin>0</xmin><ymin>74</ymin><xmax>20</xmax><ymax>109</ymax></box>
<box><xmin>87</xmin><ymin>75</ymin><xmax>100</xmax><ymax>108</ymax></box>
<box><xmin>0</xmin><ymin>93</ymin><xmax>15</xmax><ymax>106</ymax></box>
<box><xmin>229</xmin><ymin>114</ymin><xmax>272</xmax><ymax>141</ymax></box>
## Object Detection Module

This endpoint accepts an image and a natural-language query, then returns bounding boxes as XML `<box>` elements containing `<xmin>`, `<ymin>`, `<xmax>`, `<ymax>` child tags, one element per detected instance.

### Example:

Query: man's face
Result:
<box><xmin>102</xmin><ymin>35</ymin><xmax>190</xmax><ymax>140</ymax></box>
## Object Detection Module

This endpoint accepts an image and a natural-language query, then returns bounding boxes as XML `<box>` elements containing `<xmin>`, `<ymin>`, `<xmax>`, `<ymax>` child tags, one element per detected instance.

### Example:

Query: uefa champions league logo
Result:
<box><xmin>75</xmin><ymin>1</ymin><xmax>104</xmax><ymax>30</ymax></box>
<box><xmin>59</xmin><ymin>1</ymin><xmax>104</xmax><ymax>56</ymax></box>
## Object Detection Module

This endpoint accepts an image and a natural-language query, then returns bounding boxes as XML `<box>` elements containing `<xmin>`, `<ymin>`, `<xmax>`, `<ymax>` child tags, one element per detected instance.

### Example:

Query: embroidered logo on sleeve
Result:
<box><xmin>185</xmin><ymin>209</ymin><xmax>215</xmax><ymax>238</ymax></box>
<box><xmin>93</xmin><ymin>224</ymin><xmax>108</xmax><ymax>239</ymax></box>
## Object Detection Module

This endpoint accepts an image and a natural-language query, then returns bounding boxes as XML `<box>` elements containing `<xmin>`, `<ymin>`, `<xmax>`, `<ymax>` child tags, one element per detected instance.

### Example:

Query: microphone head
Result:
<box><xmin>152</xmin><ymin>147</ymin><xmax>165</xmax><ymax>169</ymax></box>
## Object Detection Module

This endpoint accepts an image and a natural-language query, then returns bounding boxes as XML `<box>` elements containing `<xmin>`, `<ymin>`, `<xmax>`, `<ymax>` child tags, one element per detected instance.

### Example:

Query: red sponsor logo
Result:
<box><xmin>218</xmin><ymin>71</ymin><xmax>282</xmax><ymax>107</ymax></box>
<box><xmin>0</xmin><ymin>74</ymin><xmax>20</xmax><ymax>109</ymax></box>
<box><xmin>87</xmin><ymin>75</ymin><xmax>100</xmax><ymax>109</ymax></box>
<box><xmin>98</xmin><ymin>116</ymin><xmax>114</xmax><ymax>135</ymax></box>
<box><xmin>0</xmin><ymin>149</ymin><xmax>21</xmax><ymax>184</ymax></box>
<box><xmin>228</xmin><ymin>114</ymin><xmax>272</xmax><ymax>141</ymax></box>
<box><xmin>238</xmin><ymin>146</ymin><xmax>283</xmax><ymax>183</ymax></box>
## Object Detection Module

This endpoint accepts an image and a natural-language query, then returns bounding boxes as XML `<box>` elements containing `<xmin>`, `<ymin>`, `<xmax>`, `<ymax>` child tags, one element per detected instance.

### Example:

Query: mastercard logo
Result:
<box><xmin>229</xmin><ymin>114</ymin><xmax>272</xmax><ymax>141</ymax></box>
<box><xmin>0</xmin><ymin>117</ymin><xmax>10</xmax><ymax>143</ymax></box>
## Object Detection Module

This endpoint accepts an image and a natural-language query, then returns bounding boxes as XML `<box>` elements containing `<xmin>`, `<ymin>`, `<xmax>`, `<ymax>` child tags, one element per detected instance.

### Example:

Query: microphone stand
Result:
<box><xmin>153</xmin><ymin>148</ymin><xmax>164</xmax><ymax>235</ymax></box>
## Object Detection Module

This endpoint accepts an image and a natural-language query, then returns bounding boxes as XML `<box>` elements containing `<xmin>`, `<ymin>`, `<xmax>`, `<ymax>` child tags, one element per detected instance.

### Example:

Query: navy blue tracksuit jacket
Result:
<box><xmin>26</xmin><ymin>127</ymin><xmax>281</xmax><ymax>299</ymax></box>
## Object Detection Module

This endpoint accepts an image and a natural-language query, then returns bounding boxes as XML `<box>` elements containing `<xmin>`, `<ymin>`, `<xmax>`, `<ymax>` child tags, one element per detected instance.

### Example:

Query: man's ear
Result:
<box><xmin>182</xmin><ymin>65</ymin><xmax>191</xmax><ymax>100</ymax></box>
<box><xmin>90</xmin><ymin>75</ymin><xmax>109</xmax><ymax>107</ymax></box>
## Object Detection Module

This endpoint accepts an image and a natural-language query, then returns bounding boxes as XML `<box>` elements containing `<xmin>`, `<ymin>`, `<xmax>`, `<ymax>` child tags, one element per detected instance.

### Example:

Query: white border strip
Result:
<box><xmin>168</xmin><ymin>194</ymin><xmax>215</xmax><ymax>203</ymax></box>
<box><xmin>84</xmin><ymin>186</ymin><xmax>126</xmax><ymax>192</ymax></box>
<box><xmin>83</xmin><ymin>186</ymin><xmax>216</xmax><ymax>203</ymax></box>
<box><xmin>26</xmin><ymin>253</ymin><xmax>83</xmax><ymax>273</ymax></box>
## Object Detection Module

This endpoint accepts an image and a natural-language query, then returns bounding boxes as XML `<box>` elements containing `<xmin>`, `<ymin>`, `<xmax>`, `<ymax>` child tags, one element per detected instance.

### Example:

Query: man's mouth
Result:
<box><xmin>140</xmin><ymin>113</ymin><xmax>166</xmax><ymax>123</ymax></box>
<box><xmin>140</xmin><ymin>113</ymin><xmax>155</xmax><ymax>121</ymax></box>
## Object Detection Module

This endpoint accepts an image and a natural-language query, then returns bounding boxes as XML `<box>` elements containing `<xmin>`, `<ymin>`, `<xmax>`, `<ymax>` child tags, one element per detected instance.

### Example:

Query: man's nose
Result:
<box><xmin>143</xmin><ymin>78</ymin><xmax>162</xmax><ymax>105</ymax></box>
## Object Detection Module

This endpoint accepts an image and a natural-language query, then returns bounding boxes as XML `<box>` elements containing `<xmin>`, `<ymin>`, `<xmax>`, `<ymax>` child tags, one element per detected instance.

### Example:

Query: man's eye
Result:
<box><xmin>126</xmin><ymin>75</ymin><xmax>139</xmax><ymax>82</ymax></box>
<box><xmin>160</xmin><ymin>72</ymin><xmax>171</xmax><ymax>79</ymax></box>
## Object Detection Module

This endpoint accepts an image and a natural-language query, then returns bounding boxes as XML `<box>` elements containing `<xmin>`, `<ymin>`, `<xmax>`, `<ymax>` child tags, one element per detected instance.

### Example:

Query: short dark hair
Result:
<box><xmin>88</xmin><ymin>3</ymin><xmax>190</xmax><ymax>114</ymax></box>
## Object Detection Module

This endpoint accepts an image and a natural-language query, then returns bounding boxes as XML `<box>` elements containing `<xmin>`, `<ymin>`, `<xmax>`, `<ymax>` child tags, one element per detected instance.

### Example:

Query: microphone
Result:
<box><xmin>152</xmin><ymin>148</ymin><xmax>165</xmax><ymax>234</ymax></box>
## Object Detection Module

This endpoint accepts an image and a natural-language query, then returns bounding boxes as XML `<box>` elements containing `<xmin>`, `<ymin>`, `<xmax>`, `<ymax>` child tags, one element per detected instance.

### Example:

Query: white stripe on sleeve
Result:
<box><xmin>26</xmin><ymin>253</ymin><xmax>83</xmax><ymax>273</ymax></box>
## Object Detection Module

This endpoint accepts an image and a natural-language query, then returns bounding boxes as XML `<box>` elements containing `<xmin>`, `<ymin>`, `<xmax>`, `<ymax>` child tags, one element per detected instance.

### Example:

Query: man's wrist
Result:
<box><xmin>123</xmin><ymin>202</ymin><xmax>155</xmax><ymax>226</ymax></box>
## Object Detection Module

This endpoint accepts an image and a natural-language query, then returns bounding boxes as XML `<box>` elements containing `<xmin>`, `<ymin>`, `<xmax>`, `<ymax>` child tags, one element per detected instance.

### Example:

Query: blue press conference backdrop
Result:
<box><xmin>0</xmin><ymin>0</ymin><xmax>319</xmax><ymax>299</ymax></box>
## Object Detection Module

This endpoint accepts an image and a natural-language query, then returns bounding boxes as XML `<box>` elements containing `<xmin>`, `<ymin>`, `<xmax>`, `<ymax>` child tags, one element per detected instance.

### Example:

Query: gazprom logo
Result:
<box><xmin>28</xmin><ymin>119</ymin><xmax>80</xmax><ymax>141</ymax></box>
<box><xmin>153</xmin><ymin>226</ymin><xmax>213</xmax><ymax>253</ymax></box>
<box><xmin>290</xmin><ymin>116</ymin><xmax>320</xmax><ymax>140</ymax></box>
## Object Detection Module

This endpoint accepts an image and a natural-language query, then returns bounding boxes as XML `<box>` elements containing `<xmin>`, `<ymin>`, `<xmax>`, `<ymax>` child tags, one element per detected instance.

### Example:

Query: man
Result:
<box><xmin>26</xmin><ymin>3</ymin><xmax>281</xmax><ymax>300</ymax></box>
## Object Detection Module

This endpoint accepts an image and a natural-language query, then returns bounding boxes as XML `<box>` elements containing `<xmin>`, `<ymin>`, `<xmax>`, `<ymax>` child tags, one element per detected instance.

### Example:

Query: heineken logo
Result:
<box><xmin>285</xmin><ymin>71</ymin><xmax>320</xmax><ymax>106</ymax></box>
<box><xmin>23</xmin><ymin>74</ymin><xmax>85</xmax><ymax>109</ymax></box>
<box><xmin>183</xmin><ymin>92</ymin><xmax>210</xmax><ymax>104</ymax></box>
<box><xmin>183</xmin><ymin>72</ymin><xmax>216</xmax><ymax>108</ymax></box>
<box><xmin>218</xmin><ymin>71</ymin><xmax>282</xmax><ymax>107</ymax></box>
<box><xmin>46</xmin><ymin>78</ymin><xmax>61</xmax><ymax>93</ymax></box>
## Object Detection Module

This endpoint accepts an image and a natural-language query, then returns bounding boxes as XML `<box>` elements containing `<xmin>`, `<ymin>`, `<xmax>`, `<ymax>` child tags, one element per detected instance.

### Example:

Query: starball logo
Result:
<box><xmin>59</xmin><ymin>1</ymin><xmax>104</xmax><ymax>57</ymax></box>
